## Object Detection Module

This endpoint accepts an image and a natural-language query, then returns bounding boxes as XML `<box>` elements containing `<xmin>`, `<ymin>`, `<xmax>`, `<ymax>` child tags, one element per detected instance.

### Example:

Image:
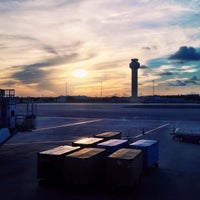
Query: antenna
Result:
<box><xmin>65</xmin><ymin>82</ymin><xmax>67</xmax><ymax>96</ymax></box>
<box><xmin>153</xmin><ymin>80</ymin><xmax>155</xmax><ymax>96</ymax></box>
<box><xmin>100</xmin><ymin>81</ymin><xmax>102</xmax><ymax>97</ymax></box>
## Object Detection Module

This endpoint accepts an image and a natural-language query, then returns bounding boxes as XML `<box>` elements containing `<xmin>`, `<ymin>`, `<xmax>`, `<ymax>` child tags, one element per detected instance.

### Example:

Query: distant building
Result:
<box><xmin>57</xmin><ymin>96</ymin><xmax>67</xmax><ymax>103</ymax></box>
<box><xmin>73</xmin><ymin>95</ymin><xmax>88</xmax><ymax>100</ymax></box>
<box><xmin>57</xmin><ymin>95</ymin><xmax>88</xmax><ymax>103</ymax></box>
<box><xmin>142</xmin><ymin>96</ymin><xmax>185</xmax><ymax>103</ymax></box>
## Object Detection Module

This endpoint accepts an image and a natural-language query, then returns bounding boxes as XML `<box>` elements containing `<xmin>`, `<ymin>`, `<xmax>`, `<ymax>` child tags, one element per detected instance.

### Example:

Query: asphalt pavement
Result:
<box><xmin>0</xmin><ymin>103</ymin><xmax>200</xmax><ymax>200</ymax></box>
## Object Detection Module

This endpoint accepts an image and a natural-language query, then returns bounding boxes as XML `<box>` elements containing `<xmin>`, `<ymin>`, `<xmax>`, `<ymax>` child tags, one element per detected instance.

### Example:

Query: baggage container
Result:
<box><xmin>72</xmin><ymin>137</ymin><xmax>104</xmax><ymax>148</ymax></box>
<box><xmin>97</xmin><ymin>139</ymin><xmax>129</xmax><ymax>154</ymax></box>
<box><xmin>95</xmin><ymin>131</ymin><xmax>121</xmax><ymax>141</ymax></box>
<box><xmin>129</xmin><ymin>139</ymin><xmax>159</xmax><ymax>169</ymax></box>
<box><xmin>37</xmin><ymin>145</ymin><xmax>80</xmax><ymax>181</ymax></box>
<box><xmin>64</xmin><ymin>147</ymin><xmax>106</xmax><ymax>187</ymax></box>
<box><xmin>106</xmin><ymin>148</ymin><xmax>143</xmax><ymax>190</ymax></box>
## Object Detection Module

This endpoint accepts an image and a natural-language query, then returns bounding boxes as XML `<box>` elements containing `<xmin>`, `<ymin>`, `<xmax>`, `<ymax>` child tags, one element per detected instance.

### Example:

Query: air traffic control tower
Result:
<box><xmin>129</xmin><ymin>58</ymin><xmax>140</xmax><ymax>98</ymax></box>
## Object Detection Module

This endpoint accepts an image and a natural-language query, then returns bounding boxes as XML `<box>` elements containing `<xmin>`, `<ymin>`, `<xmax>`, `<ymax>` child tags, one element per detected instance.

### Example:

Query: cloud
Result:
<box><xmin>142</xmin><ymin>47</ymin><xmax>151</xmax><ymax>50</ymax></box>
<box><xmin>142</xmin><ymin>46</ymin><xmax>157</xmax><ymax>51</ymax></box>
<box><xmin>8</xmin><ymin>50</ymin><xmax>97</xmax><ymax>90</ymax></box>
<box><xmin>180</xmin><ymin>65</ymin><xmax>198</xmax><ymax>73</ymax></box>
<box><xmin>168</xmin><ymin>76</ymin><xmax>200</xmax><ymax>86</ymax></box>
<box><xmin>169</xmin><ymin>46</ymin><xmax>200</xmax><ymax>61</ymax></box>
<box><xmin>146</xmin><ymin>64</ymin><xmax>175</xmax><ymax>77</ymax></box>
<box><xmin>158</xmin><ymin>71</ymin><xmax>173</xmax><ymax>76</ymax></box>
<box><xmin>12</xmin><ymin>66</ymin><xmax>46</xmax><ymax>85</ymax></box>
<box><xmin>168</xmin><ymin>80</ymin><xmax>187</xmax><ymax>86</ymax></box>
<box><xmin>0</xmin><ymin>34</ymin><xmax>60</xmax><ymax>55</ymax></box>
<box><xmin>0</xmin><ymin>0</ymin><xmax>83</xmax><ymax>11</ymax></box>
<box><xmin>93</xmin><ymin>60</ymin><xmax>126</xmax><ymax>70</ymax></box>
<box><xmin>1</xmin><ymin>0</ymin><xmax>200</xmax><ymax>96</ymax></box>
<box><xmin>189</xmin><ymin>76</ymin><xmax>200</xmax><ymax>84</ymax></box>
<box><xmin>147</xmin><ymin>58</ymin><xmax>170</xmax><ymax>69</ymax></box>
<box><xmin>140</xmin><ymin>65</ymin><xmax>148</xmax><ymax>69</ymax></box>
<box><xmin>9</xmin><ymin>53</ymin><xmax>78</xmax><ymax>88</ymax></box>
<box><xmin>0</xmin><ymin>80</ymin><xmax>17</xmax><ymax>87</ymax></box>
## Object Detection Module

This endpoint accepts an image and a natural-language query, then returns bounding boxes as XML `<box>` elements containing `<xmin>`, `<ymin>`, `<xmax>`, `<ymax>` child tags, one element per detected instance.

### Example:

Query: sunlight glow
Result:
<box><xmin>72</xmin><ymin>69</ymin><xmax>88</xmax><ymax>78</ymax></box>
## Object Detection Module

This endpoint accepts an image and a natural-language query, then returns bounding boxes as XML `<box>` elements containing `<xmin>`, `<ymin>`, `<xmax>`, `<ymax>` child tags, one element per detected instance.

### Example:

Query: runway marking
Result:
<box><xmin>33</xmin><ymin>119</ymin><xmax>102</xmax><ymax>131</ymax></box>
<box><xmin>174</xmin><ymin>128</ymin><xmax>179</xmax><ymax>133</ymax></box>
<box><xmin>144</xmin><ymin>123</ymin><xmax>170</xmax><ymax>134</ymax></box>
<box><xmin>135</xmin><ymin>134</ymin><xmax>143</xmax><ymax>138</ymax></box>
<box><xmin>135</xmin><ymin>123</ymin><xmax>170</xmax><ymax>138</ymax></box>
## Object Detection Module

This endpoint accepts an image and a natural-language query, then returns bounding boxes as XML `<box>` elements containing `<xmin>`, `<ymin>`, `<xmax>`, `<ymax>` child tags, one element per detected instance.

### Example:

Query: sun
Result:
<box><xmin>72</xmin><ymin>69</ymin><xmax>88</xmax><ymax>78</ymax></box>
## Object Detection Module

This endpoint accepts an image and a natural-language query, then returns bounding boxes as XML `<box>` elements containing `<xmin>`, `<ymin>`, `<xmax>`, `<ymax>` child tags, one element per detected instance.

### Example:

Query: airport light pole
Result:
<box><xmin>153</xmin><ymin>80</ymin><xmax>155</xmax><ymax>96</ymax></box>
<box><xmin>65</xmin><ymin>82</ymin><xmax>67</xmax><ymax>96</ymax></box>
<box><xmin>100</xmin><ymin>81</ymin><xmax>102</xmax><ymax>98</ymax></box>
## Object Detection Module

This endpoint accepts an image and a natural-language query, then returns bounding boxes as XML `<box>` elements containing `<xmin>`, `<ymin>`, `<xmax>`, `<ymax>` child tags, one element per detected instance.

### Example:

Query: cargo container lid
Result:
<box><xmin>97</xmin><ymin>139</ymin><xmax>128</xmax><ymax>147</ymax></box>
<box><xmin>109</xmin><ymin>148</ymin><xmax>142</xmax><ymax>160</ymax></box>
<box><xmin>72</xmin><ymin>137</ymin><xmax>103</xmax><ymax>145</ymax></box>
<box><xmin>66</xmin><ymin>147</ymin><xmax>106</xmax><ymax>159</ymax></box>
<box><xmin>130</xmin><ymin>139</ymin><xmax>158</xmax><ymax>147</ymax></box>
<box><xmin>38</xmin><ymin>145</ymin><xmax>80</xmax><ymax>155</ymax></box>
<box><xmin>95</xmin><ymin>131</ymin><xmax>121</xmax><ymax>138</ymax></box>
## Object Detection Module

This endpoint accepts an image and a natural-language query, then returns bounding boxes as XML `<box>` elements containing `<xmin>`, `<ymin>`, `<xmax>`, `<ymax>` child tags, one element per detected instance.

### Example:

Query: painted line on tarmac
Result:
<box><xmin>145</xmin><ymin>123</ymin><xmax>170</xmax><ymax>134</ymax></box>
<box><xmin>135</xmin><ymin>134</ymin><xmax>143</xmax><ymax>138</ymax></box>
<box><xmin>135</xmin><ymin>123</ymin><xmax>170</xmax><ymax>138</ymax></box>
<box><xmin>34</xmin><ymin>119</ymin><xmax>102</xmax><ymax>131</ymax></box>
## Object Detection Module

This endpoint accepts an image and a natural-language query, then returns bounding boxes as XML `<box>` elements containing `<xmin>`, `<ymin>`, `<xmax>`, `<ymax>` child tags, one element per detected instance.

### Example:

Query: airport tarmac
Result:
<box><xmin>0</xmin><ymin>103</ymin><xmax>200</xmax><ymax>200</ymax></box>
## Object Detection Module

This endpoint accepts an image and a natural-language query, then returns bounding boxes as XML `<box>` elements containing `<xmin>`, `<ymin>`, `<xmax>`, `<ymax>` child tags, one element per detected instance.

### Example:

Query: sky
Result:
<box><xmin>1</xmin><ymin>0</ymin><xmax>200</xmax><ymax>97</ymax></box>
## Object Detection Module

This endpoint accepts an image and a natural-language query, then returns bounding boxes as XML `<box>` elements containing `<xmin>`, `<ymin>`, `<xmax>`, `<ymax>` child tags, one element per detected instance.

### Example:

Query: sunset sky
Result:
<box><xmin>1</xmin><ymin>0</ymin><xmax>200</xmax><ymax>97</ymax></box>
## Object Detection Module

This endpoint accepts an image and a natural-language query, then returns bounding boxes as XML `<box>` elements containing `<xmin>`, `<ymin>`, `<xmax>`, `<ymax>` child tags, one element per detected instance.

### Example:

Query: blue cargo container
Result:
<box><xmin>97</xmin><ymin>139</ymin><xmax>129</xmax><ymax>154</ymax></box>
<box><xmin>129</xmin><ymin>139</ymin><xmax>159</xmax><ymax>169</ymax></box>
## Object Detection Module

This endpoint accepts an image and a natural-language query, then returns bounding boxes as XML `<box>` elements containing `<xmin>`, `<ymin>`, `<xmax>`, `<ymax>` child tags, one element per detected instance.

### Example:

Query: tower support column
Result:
<box><xmin>129</xmin><ymin>58</ymin><xmax>140</xmax><ymax>98</ymax></box>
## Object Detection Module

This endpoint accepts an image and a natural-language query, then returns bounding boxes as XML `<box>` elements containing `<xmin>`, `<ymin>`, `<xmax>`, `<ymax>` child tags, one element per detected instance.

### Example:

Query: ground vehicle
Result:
<box><xmin>171</xmin><ymin>128</ymin><xmax>200</xmax><ymax>144</ymax></box>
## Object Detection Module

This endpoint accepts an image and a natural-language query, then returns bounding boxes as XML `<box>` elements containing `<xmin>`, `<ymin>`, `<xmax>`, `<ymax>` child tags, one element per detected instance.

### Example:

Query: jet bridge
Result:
<box><xmin>0</xmin><ymin>89</ymin><xmax>16</xmax><ymax>144</ymax></box>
